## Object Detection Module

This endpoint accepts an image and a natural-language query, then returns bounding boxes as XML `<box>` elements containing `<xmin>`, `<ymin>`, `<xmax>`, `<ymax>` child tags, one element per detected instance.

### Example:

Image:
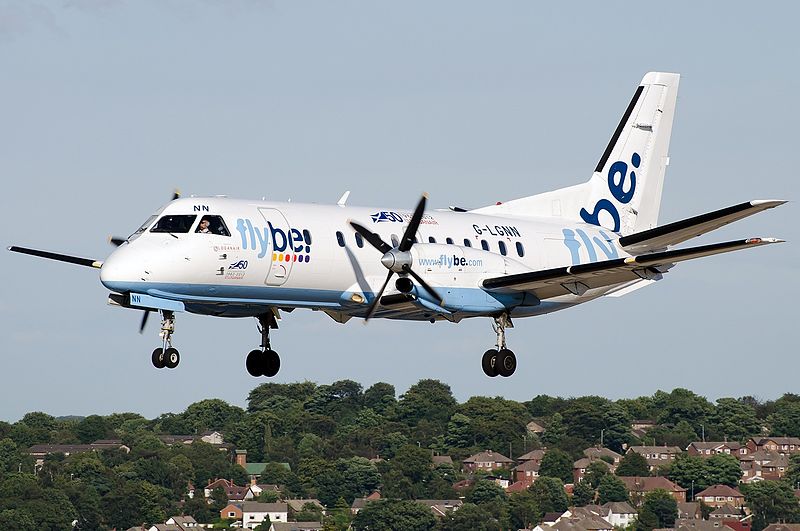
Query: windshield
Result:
<box><xmin>150</xmin><ymin>215</ymin><xmax>197</xmax><ymax>233</ymax></box>
<box><xmin>127</xmin><ymin>215</ymin><xmax>157</xmax><ymax>242</ymax></box>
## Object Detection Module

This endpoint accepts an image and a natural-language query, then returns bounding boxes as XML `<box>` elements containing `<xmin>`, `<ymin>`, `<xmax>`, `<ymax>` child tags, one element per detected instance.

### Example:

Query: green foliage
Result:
<box><xmin>707</xmin><ymin>398</ymin><xmax>761</xmax><ymax>440</ymax></box>
<box><xmin>767</xmin><ymin>398</ymin><xmax>800</xmax><ymax>437</ymax></box>
<box><xmin>398</xmin><ymin>380</ymin><xmax>457</xmax><ymax>431</ymax></box>
<box><xmin>467</xmin><ymin>479</ymin><xmax>507</xmax><ymax>505</ymax></box>
<box><xmin>597</xmin><ymin>474</ymin><xmax>629</xmax><ymax>504</ymax></box>
<box><xmin>352</xmin><ymin>499</ymin><xmax>436</xmax><ymax>531</ymax></box>
<box><xmin>539</xmin><ymin>448</ymin><xmax>573</xmax><ymax>483</ymax></box>
<box><xmin>438</xmin><ymin>502</ymin><xmax>501</xmax><ymax>531</ymax></box>
<box><xmin>528</xmin><ymin>476</ymin><xmax>568</xmax><ymax>514</ymax></box>
<box><xmin>644</xmin><ymin>420</ymin><xmax>698</xmax><ymax>449</ymax></box>
<box><xmin>741</xmin><ymin>480</ymin><xmax>800</xmax><ymax>531</ymax></box>
<box><xmin>785</xmin><ymin>454</ymin><xmax>800</xmax><ymax>489</ymax></box>
<box><xmin>637</xmin><ymin>489</ymin><xmax>677</xmax><ymax>531</ymax></box>
<box><xmin>653</xmin><ymin>389</ymin><xmax>712</xmax><ymax>427</ymax></box>
<box><xmin>616</xmin><ymin>451</ymin><xmax>650</xmax><ymax>477</ymax></box>
<box><xmin>572</xmin><ymin>479</ymin><xmax>596</xmax><ymax>506</ymax></box>
<box><xmin>258</xmin><ymin>489</ymin><xmax>280</xmax><ymax>502</ymax></box>
<box><xmin>508</xmin><ymin>491</ymin><xmax>540</xmax><ymax>529</ymax></box>
<box><xmin>667</xmin><ymin>454</ymin><xmax>742</xmax><ymax>491</ymax></box>
<box><xmin>541</xmin><ymin>413</ymin><xmax>566</xmax><ymax>445</ymax></box>
<box><xmin>456</xmin><ymin>396</ymin><xmax>529</xmax><ymax>458</ymax></box>
<box><xmin>584</xmin><ymin>460</ymin><xmax>610</xmax><ymax>488</ymax></box>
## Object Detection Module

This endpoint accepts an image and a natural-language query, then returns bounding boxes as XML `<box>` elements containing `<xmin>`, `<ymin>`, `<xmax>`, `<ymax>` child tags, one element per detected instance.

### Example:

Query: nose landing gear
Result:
<box><xmin>151</xmin><ymin>310</ymin><xmax>180</xmax><ymax>369</ymax></box>
<box><xmin>482</xmin><ymin>314</ymin><xmax>517</xmax><ymax>378</ymax></box>
<box><xmin>246</xmin><ymin>312</ymin><xmax>281</xmax><ymax>377</ymax></box>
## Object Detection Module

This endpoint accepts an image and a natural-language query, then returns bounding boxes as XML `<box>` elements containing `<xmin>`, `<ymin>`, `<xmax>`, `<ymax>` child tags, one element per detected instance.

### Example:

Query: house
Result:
<box><xmin>220</xmin><ymin>503</ymin><xmax>243</xmax><ymax>520</ymax></box>
<box><xmin>269</xmin><ymin>523</ymin><xmax>323</xmax><ymax>531</ymax></box>
<box><xmin>165</xmin><ymin>516</ymin><xmax>198</xmax><ymax>528</ymax></box>
<box><xmin>517</xmin><ymin>449</ymin><xmax>547</xmax><ymax>464</ymax></box>
<box><xmin>762</xmin><ymin>526</ymin><xmax>800</xmax><ymax>531</ymax></box>
<box><xmin>462</xmin><ymin>450</ymin><xmax>513</xmax><ymax>472</ymax></box>
<box><xmin>631</xmin><ymin>420</ymin><xmax>657</xmax><ymax>439</ymax></box>
<box><xmin>534</xmin><ymin>515</ymin><xmax>614</xmax><ymax>531</ymax></box>
<box><xmin>513</xmin><ymin>459</ymin><xmax>541</xmax><ymax>485</ymax></box>
<box><xmin>147</xmin><ymin>526</ymin><xmax>185</xmax><ymax>531</ymax></box>
<box><xmin>687</xmin><ymin>442</ymin><xmax>744</xmax><ymax>458</ymax></box>
<box><xmin>506</xmin><ymin>480</ymin><xmax>529</xmax><ymax>493</ymax></box>
<box><xmin>573</xmin><ymin>457</ymin><xmax>610</xmax><ymax>484</ymax></box>
<box><xmin>242</xmin><ymin>502</ymin><xmax>288</xmax><ymax>529</ymax></box>
<box><xmin>626</xmin><ymin>446</ymin><xmax>682</xmax><ymax>471</ymax></box>
<box><xmin>204</xmin><ymin>478</ymin><xmax>249</xmax><ymax>502</ymax></box>
<box><xmin>235</xmin><ymin>449</ymin><xmax>290</xmax><ymax>483</ymax></box>
<box><xmin>584</xmin><ymin>447</ymin><xmax>622</xmax><ymax>465</ymax></box>
<box><xmin>666</xmin><ymin>519</ymin><xmax>737</xmax><ymax>531</ymax></box>
<box><xmin>694</xmin><ymin>485</ymin><xmax>745</xmax><ymax>508</ymax></box>
<box><xmin>746</xmin><ymin>437</ymin><xmax>800</xmax><ymax>455</ymax></box>
<box><xmin>709</xmin><ymin>504</ymin><xmax>742</xmax><ymax>520</ymax></box>
<box><xmin>248</xmin><ymin>483</ymin><xmax>282</xmax><ymax>498</ymax></box>
<box><xmin>677</xmin><ymin>502</ymin><xmax>702</xmax><ymax>520</ymax></box>
<box><xmin>416</xmin><ymin>499</ymin><xmax>463</xmax><ymax>517</ymax></box>
<box><xmin>286</xmin><ymin>498</ymin><xmax>325</xmax><ymax>514</ymax></box>
<box><xmin>432</xmin><ymin>455</ymin><xmax>453</xmax><ymax>467</ymax></box>
<box><xmin>620</xmin><ymin>476</ymin><xmax>687</xmax><ymax>504</ymax></box>
<box><xmin>350</xmin><ymin>491</ymin><xmax>381</xmax><ymax>514</ymax></box>
<box><xmin>527</xmin><ymin>421</ymin><xmax>546</xmax><ymax>434</ymax></box>
<box><xmin>27</xmin><ymin>442</ymin><xmax>130</xmax><ymax>468</ymax></box>
<box><xmin>602</xmin><ymin>501</ymin><xmax>637</xmax><ymax>528</ymax></box>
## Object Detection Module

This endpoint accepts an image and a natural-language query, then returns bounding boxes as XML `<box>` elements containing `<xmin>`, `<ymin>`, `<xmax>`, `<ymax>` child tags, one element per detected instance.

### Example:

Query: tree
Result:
<box><xmin>528</xmin><ymin>477</ymin><xmax>568</xmax><ymax>514</ymax></box>
<box><xmin>741</xmin><ymin>480</ymin><xmax>800</xmax><ymax>531</ymax></box>
<box><xmin>705</xmin><ymin>454</ymin><xmax>743</xmax><ymax>487</ymax></box>
<box><xmin>437</xmin><ymin>502</ymin><xmax>501</xmax><ymax>531</ymax></box>
<box><xmin>397</xmin><ymin>380</ymin><xmax>457</xmax><ymax>430</ymax></box>
<box><xmin>363</xmin><ymin>382</ymin><xmax>396</xmax><ymax>415</ymax></box>
<box><xmin>467</xmin><ymin>480</ymin><xmax>507</xmax><ymax>505</ymax></box>
<box><xmin>351</xmin><ymin>500</ymin><xmax>436</xmax><ymax>531</ymax></box>
<box><xmin>616</xmin><ymin>451</ymin><xmax>650</xmax><ymax>477</ymax></box>
<box><xmin>653</xmin><ymin>389</ymin><xmax>712</xmax><ymax>427</ymax></box>
<box><xmin>668</xmin><ymin>454</ymin><xmax>742</xmax><ymax>492</ymax></box>
<box><xmin>767</xmin><ymin>400</ymin><xmax>800</xmax><ymax>437</ymax></box>
<box><xmin>584</xmin><ymin>460</ymin><xmax>610</xmax><ymax>488</ymax></box>
<box><xmin>182</xmin><ymin>398</ymin><xmax>245</xmax><ymax>433</ymax></box>
<box><xmin>294</xmin><ymin>501</ymin><xmax>325</xmax><ymax>522</ymax></box>
<box><xmin>785</xmin><ymin>454</ymin><xmax>800</xmax><ymax>489</ymax></box>
<box><xmin>391</xmin><ymin>445</ymin><xmax>433</xmax><ymax>484</ymax></box>
<box><xmin>258</xmin><ymin>490</ymin><xmax>280</xmax><ymax>502</ymax></box>
<box><xmin>539</xmin><ymin>448</ymin><xmax>572</xmax><ymax>484</ymax></box>
<box><xmin>445</xmin><ymin>414</ymin><xmax>473</xmax><ymax>449</ymax></box>
<box><xmin>597</xmin><ymin>474</ymin><xmax>628</xmax><ymax>504</ymax></box>
<box><xmin>541</xmin><ymin>413</ymin><xmax>566</xmax><ymax>445</ymax></box>
<box><xmin>572</xmin><ymin>480</ymin><xmax>596</xmax><ymax>507</ymax></box>
<box><xmin>637</xmin><ymin>489</ymin><xmax>677</xmax><ymax>531</ymax></box>
<box><xmin>508</xmin><ymin>491</ymin><xmax>539</xmax><ymax>529</ymax></box>
<box><xmin>707</xmin><ymin>398</ymin><xmax>761</xmax><ymax>440</ymax></box>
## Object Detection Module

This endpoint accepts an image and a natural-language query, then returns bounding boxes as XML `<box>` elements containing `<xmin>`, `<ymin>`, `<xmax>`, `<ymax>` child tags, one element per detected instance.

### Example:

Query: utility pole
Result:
<box><xmin>701</xmin><ymin>424</ymin><xmax>705</xmax><ymax>442</ymax></box>
<box><xmin>601</xmin><ymin>429</ymin><xmax>605</xmax><ymax>448</ymax></box>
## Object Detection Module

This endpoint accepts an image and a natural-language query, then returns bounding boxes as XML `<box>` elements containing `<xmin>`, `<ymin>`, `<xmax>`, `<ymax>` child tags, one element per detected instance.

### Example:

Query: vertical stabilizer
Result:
<box><xmin>473</xmin><ymin>72</ymin><xmax>679</xmax><ymax>235</ymax></box>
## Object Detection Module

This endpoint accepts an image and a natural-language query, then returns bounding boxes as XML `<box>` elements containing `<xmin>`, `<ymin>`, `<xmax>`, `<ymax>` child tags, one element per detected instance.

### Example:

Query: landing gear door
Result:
<box><xmin>258</xmin><ymin>208</ymin><xmax>294</xmax><ymax>286</ymax></box>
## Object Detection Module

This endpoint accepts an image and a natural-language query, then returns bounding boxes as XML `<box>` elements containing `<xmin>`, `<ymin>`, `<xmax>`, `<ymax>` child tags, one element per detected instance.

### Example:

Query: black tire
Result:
<box><xmin>151</xmin><ymin>348</ymin><xmax>165</xmax><ymax>369</ymax></box>
<box><xmin>497</xmin><ymin>349</ymin><xmax>516</xmax><ymax>377</ymax></box>
<box><xmin>164</xmin><ymin>347</ymin><xmax>180</xmax><ymax>369</ymax></box>
<box><xmin>482</xmin><ymin>349</ymin><xmax>499</xmax><ymax>377</ymax></box>
<box><xmin>246</xmin><ymin>349</ymin><xmax>263</xmax><ymax>377</ymax></box>
<box><xmin>263</xmin><ymin>349</ymin><xmax>280</xmax><ymax>377</ymax></box>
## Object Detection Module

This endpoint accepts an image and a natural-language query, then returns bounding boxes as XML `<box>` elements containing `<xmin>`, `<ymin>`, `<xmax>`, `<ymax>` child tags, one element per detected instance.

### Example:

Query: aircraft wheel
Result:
<box><xmin>164</xmin><ymin>347</ymin><xmax>180</xmax><ymax>369</ymax></box>
<box><xmin>482</xmin><ymin>349</ymin><xmax>499</xmax><ymax>377</ymax></box>
<box><xmin>246</xmin><ymin>349</ymin><xmax>263</xmax><ymax>377</ymax></box>
<box><xmin>263</xmin><ymin>349</ymin><xmax>281</xmax><ymax>377</ymax></box>
<box><xmin>151</xmin><ymin>348</ymin><xmax>166</xmax><ymax>369</ymax></box>
<box><xmin>497</xmin><ymin>348</ymin><xmax>516</xmax><ymax>377</ymax></box>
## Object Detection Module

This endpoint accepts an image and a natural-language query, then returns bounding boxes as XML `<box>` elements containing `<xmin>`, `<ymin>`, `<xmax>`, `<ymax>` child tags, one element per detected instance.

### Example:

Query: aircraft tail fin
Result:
<box><xmin>473</xmin><ymin>72</ymin><xmax>680</xmax><ymax>236</ymax></box>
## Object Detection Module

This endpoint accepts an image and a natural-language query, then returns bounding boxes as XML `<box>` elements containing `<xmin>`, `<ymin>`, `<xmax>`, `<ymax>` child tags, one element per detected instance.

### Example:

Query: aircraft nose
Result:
<box><xmin>100</xmin><ymin>246</ymin><xmax>140</xmax><ymax>292</ymax></box>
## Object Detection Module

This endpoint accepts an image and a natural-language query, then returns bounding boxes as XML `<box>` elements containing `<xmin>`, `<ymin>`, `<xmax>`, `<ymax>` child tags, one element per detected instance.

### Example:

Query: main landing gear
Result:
<box><xmin>246</xmin><ymin>313</ymin><xmax>281</xmax><ymax>378</ymax></box>
<box><xmin>482</xmin><ymin>314</ymin><xmax>517</xmax><ymax>378</ymax></box>
<box><xmin>151</xmin><ymin>310</ymin><xmax>180</xmax><ymax>369</ymax></box>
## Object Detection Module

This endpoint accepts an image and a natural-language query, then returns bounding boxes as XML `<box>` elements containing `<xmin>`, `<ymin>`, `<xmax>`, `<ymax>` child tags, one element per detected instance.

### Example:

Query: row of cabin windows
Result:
<box><xmin>335</xmin><ymin>231</ymin><xmax>525</xmax><ymax>258</ymax></box>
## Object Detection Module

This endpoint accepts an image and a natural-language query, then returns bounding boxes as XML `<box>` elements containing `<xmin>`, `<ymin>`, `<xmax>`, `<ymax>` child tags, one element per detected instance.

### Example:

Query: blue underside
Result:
<box><xmin>103</xmin><ymin>281</ymin><xmax>571</xmax><ymax>320</ymax></box>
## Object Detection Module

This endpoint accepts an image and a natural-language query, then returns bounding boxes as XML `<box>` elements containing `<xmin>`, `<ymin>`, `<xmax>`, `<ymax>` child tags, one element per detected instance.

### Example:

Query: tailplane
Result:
<box><xmin>474</xmin><ymin>71</ymin><xmax>680</xmax><ymax>235</ymax></box>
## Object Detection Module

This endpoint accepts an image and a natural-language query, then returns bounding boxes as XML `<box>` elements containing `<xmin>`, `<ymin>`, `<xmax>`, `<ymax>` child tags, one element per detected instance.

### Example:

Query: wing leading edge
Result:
<box><xmin>482</xmin><ymin>237</ymin><xmax>783</xmax><ymax>299</ymax></box>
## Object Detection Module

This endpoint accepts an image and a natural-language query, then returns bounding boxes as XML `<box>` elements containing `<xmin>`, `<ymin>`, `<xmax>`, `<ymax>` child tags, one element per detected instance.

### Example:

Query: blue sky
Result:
<box><xmin>1</xmin><ymin>1</ymin><xmax>797</xmax><ymax>421</ymax></box>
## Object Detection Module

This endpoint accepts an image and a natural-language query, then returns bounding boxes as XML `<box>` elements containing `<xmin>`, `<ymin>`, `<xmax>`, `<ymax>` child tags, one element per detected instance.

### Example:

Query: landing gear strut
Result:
<box><xmin>482</xmin><ymin>314</ymin><xmax>516</xmax><ymax>378</ymax></box>
<box><xmin>246</xmin><ymin>312</ymin><xmax>281</xmax><ymax>377</ymax></box>
<box><xmin>151</xmin><ymin>310</ymin><xmax>180</xmax><ymax>369</ymax></box>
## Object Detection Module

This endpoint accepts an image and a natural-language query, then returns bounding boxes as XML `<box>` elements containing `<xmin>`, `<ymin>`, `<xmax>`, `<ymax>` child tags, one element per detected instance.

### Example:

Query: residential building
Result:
<box><xmin>242</xmin><ymin>502</ymin><xmax>288</xmax><ymax>529</ymax></box>
<box><xmin>462</xmin><ymin>450</ymin><xmax>513</xmax><ymax>472</ymax></box>
<box><xmin>416</xmin><ymin>499</ymin><xmax>463</xmax><ymax>517</ymax></box>
<box><xmin>709</xmin><ymin>504</ymin><xmax>742</xmax><ymax>520</ymax></box>
<box><xmin>350</xmin><ymin>491</ymin><xmax>381</xmax><ymax>514</ymax></box>
<box><xmin>687</xmin><ymin>442</ymin><xmax>745</xmax><ymax>458</ymax></box>
<box><xmin>746</xmin><ymin>438</ymin><xmax>800</xmax><ymax>455</ymax></box>
<box><xmin>220</xmin><ymin>503</ymin><xmax>243</xmax><ymax>521</ymax></box>
<box><xmin>631</xmin><ymin>420</ymin><xmax>657</xmax><ymax>440</ymax></box>
<box><xmin>165</xmin><ymin>516</ymin><xmax>198</xmax><ymax>528</ymax></box>
<box><xmin>527</xmin><ymin>421</ymin><xmax>546</xmax><ymax>435</ymax></box>
<box><xmin>694</xmin><ymin>485</ymin><xmax>745</xmax><ymax>508</ymax></box>
<box><xmin>204</xmin><ymin>479</ymin><xmax>249</xmax><ymax>502</ymax></box>
<box><xmin>761</xmin><ymin>525</ymin><xmax>800</xmax><ymax>531</ymax></box>
<box><xmin>626</xmin><ymin>446</ymin><xmax>682</xmax><ymax>472</ymax></box>
<box><xmin>573</xmin><ymin>457</ymin><xmax>610</xmax><ymax>484</ymax></box>
<box><xmin>513</xmin><ymin>459</ymin><xmax>541</xmax><ymax>485</ymax></box>
<box><xmin>517</xmin><ymin>449</ymin><xmax>547</xmax><ymax>465</ymax></box>
<box><xmin>269</xmin><ymin>523</ymin><xmax>323</xmax><ymax>531</ymax></box>
<box><xmin>677</xmin><ymin>502</ymin><xmax>702</xmax><ymax>520</ymax></box>
<box><xmin>432</xmin><ymin>455</ymin><xmax>453</xmax><ymax>467</ymax></box>
<box><xmin>665</xmin><ymin>518</ymin><xmax>737</xmax><ymax>531</ymax></box>
<box><xmin>285</xmin><ymin>498</ymin><xmax>325</xmax><ymax>514</ymax></box>
<box><xmin>620</xmin><ymin>476</ymin><xmax>687</xmax><ymax>504</ymax></box>
<box><xmin>27</xmin><ymin>442</ymin><xmax>130</xmax><ymax>468</ymax></box>
<box><xmin>584</xmin><ymin>447</ymin><xmax>622</xmax><ymax>465</ymax></box>
<box><xmin>602</xmin><ymin>501</ymin><xmax>637</xmax><ymax>528</ymax></box>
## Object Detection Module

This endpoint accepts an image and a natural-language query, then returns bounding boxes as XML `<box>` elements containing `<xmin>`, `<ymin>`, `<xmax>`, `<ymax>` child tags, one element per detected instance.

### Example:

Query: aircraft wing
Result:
<box><xmin>482</xmin><ymin>237</ymin><xmax>782</xmax><ymax>299</ymax></box>
<box><xmin>619</xmin><ymin>200</ymin><xmax>786</xmax><ymax>253</ymax></box>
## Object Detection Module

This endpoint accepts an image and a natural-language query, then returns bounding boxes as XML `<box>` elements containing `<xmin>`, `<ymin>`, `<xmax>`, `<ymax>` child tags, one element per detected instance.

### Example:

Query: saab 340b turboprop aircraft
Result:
<box><xmin>8</xmin><ymin>72</ymin><xmax>786</xmax><ymax>379</ymax></box>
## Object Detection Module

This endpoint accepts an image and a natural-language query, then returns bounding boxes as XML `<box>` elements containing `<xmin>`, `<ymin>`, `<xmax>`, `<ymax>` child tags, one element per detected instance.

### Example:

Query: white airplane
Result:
<box><xmin>9</xmin><ymin>72</ymin><xmax>786</xmax><ymax>379</ymax></box>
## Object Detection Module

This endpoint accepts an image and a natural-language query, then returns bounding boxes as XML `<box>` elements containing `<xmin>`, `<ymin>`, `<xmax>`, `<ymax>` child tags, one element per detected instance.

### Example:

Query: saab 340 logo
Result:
<box><xmin>580</xmin><ymin>152</ymin><xmax>640</xmax><ymax>233</ymax></box>
<box><xmin>371</xmin><ymin>211</ymin><xmax>438</xmax><ymax>225</ymax></box>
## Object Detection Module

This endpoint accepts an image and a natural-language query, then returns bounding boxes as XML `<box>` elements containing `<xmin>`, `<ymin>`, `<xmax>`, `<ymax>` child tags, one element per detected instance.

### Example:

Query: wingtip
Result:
<box><xmin>750</xmin><ymin>199</ymin><xmax>789</xmax><ymax>207</ymax></box>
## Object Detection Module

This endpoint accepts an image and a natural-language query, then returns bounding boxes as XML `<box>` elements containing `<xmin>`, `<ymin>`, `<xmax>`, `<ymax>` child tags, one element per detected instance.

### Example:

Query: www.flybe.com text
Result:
<box><xmin>418</xmin><ymin>255</ymin><xmax>483</xmax><ymax>268</ymax></box>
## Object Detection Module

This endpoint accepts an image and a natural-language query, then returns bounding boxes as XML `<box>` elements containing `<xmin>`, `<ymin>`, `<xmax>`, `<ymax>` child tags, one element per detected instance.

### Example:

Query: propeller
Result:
<box><xmin>350</xmin><ymin>194</ymin><xmax>443</xmax><ymax>321</ymax></box>
<box><xmin>139</xmin><ymin>310</ymin><xmax>151</xmax><ymax>334</ymax></box>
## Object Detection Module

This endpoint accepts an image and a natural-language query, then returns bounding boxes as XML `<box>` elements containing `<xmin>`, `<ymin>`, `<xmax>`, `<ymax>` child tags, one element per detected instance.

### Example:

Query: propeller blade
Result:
<box><xmin>403</xmin><ymin>265</ymin><xmax>442</xmax><ymax>305</ymax></box>
<box><xmin>109</xmin><ymin>236</ymin><xmax>126</xmax><ymax>247</ymax></box>
<box><xmin>398</xmin><ymin>194</ymin><xmax>427</xmax><ymax>252</ymax></box>
<box><xmin>172</xmin><ymin>189</ymin><xmax>181</xmax><ymax>201</ymax></box>
<box><xmin>139</xmin><ymin>310</ymin><xmax>151</xmax><ymax>334</ymax></box>
<box><xmin>349</xmin><ymin>221</ymin><xmax>392</xmax><ymax>254</ymax></box>
<box><xmin>365</xmin><ymin>270</ymin><xmax>394</xmax><ymax>322</ymax></box>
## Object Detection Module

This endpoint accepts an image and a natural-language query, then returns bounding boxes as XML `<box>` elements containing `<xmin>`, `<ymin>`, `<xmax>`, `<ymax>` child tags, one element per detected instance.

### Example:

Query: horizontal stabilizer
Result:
<box><xmin>483</xmin><ymin>237</ymin><xmax>783</xmax><ymax>300</ymax></box>
<box><xmin>619</xmin><ymin>200</ymin><xmax>787</xmax><ymax>252</ymax></box>
<box><xmin>8</xmin><ymin>246</ymin><xmax>103</xmax><ymax>268</ymax></box>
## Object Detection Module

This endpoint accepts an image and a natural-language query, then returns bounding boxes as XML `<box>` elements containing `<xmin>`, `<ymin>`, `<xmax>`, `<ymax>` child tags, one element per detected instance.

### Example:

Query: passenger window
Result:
<box><xmin>516</xmin><ymin>242</ymin><xmax>525</xmax><ymax>257</ymax></box>
<box><xmin>355</xmin><ymin>233</ymin><xmax>364</xmax><ymax>248</ymax></box>
<box><xmin>446</xmin><ymin>237</ymin><xmax>453</xmax><ymax>244</ymax></box>
<box><xmin>463</xmin><ymin>239</ymin><xmax>472</xmax><ymax>248</ymax></box>
<box><xmin>498</xmin><ymin>241</ymin><xmax>507</xmax><ymax>256</ymax></box>
<box><xmin>481</xmin><ymin>240</ymin><xmax>489</xmax><ymax>251</ymax></box>
<box><xmin>151</xmin><ymin>215</ymin><xmax>197</xmax><ymax>233</ymax></box>
<box><xmin>336</xmin><ymin>231</ymin><xmax>345</xmax><ymax>247</ymax></box>
<box><xmin>428</xmin><ymin>236</ymin><xmax>436</xmax><ymax>243</ymax></box>
<box><xmin>195</xmin><ymin>215</ymin><xmax>230</xmax><ymax>236</ymax></box>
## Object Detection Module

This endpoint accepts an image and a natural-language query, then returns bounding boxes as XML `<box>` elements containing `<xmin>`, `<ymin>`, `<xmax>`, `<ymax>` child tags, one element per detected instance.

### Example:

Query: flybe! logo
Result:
<box><xmin>580</xmin><ymin>152</ymin><xmax>640</xmax><ymax>233</ymax></box>
<box><xmin>235</xmin><ymin>219</ymin><xmax>313</xmax><ymax>263</ymax></box>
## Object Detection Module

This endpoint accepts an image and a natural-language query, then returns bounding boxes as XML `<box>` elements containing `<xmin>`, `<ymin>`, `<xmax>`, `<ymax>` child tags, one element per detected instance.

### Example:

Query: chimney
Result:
<box><xmin>235</xmin><ymin>449</ymin><xmax>247</xmax><ymax>467</ymax></box>
<box><xmin>250</xmin><ymin>475</ymin><xmax>257</xmax><ymax>486</ymax></box>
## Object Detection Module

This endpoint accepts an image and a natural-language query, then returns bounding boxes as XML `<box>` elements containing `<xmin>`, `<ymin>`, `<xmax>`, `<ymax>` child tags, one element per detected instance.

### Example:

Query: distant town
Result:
<box><xmin>1</xmin><ymin>381</ymin><xmax>799</xmax><ymax>531</ymax></box>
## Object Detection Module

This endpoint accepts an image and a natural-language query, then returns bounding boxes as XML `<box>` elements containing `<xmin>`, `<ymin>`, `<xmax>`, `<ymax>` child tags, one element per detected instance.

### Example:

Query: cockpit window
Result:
<box><xmin>128</xmin><ymin>215</ymin><xmax>157</xmax><ymax>241</ymax></box>
<box><xmin>150</xmin><ymin>215</ymin><xmax>197</xmax><ymax>233</ymax></box>
<box><xmin>195</xmin><ymin>215</ymin><xmax>230</xmax><ymax>236</ymax></box>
